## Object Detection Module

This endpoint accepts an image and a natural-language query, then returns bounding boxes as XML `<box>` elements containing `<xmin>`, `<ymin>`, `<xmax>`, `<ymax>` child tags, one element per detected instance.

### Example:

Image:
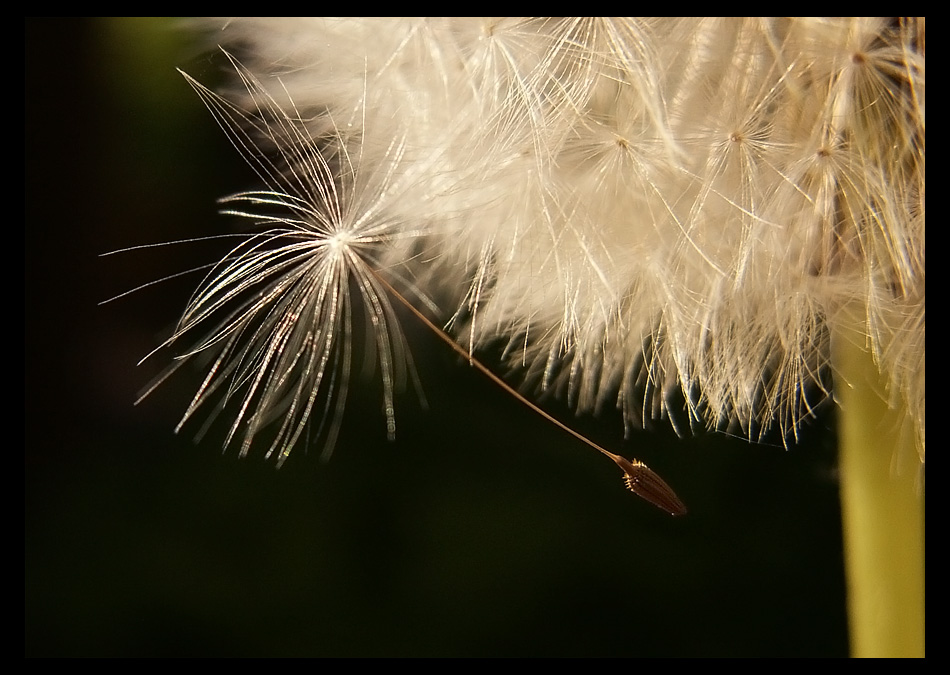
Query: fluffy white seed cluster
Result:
<box><xmin>180</xmin><ymin>18</ymin><xmax>924</xmax><ymax>460</ymax></box>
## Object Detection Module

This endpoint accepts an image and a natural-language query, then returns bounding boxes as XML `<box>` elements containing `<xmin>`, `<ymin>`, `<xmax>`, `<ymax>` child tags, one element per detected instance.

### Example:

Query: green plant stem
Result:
<box><xmin>833</xmin><ymin>322</ymin><xmax>924</xmax><ymax>657</ymax></box>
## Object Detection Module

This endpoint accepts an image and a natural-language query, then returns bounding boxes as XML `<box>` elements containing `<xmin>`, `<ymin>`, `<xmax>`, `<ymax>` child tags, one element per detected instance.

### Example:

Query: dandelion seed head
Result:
<box><xmin>176</xmin><ymin>18</ymin><xmax>924</xmax><ymax>462</ymax></box>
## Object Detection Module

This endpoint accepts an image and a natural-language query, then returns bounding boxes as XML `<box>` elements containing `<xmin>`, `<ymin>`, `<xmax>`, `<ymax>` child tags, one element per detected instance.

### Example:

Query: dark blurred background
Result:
<box><xmin>25</xmin><ymin>18</ymin><xmax>847</xmax><ymax>657</ymax></box>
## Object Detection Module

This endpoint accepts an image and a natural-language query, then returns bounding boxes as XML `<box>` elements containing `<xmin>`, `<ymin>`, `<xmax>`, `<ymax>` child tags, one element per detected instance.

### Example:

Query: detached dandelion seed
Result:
<box><xmin>123</xmin><ymin>45</ymin><xmax>689</xmax><ymax>513</ymax></box>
